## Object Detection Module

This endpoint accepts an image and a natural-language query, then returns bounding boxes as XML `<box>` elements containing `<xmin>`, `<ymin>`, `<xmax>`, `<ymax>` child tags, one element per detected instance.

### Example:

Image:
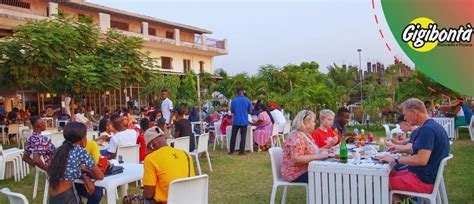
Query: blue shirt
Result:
<box><xmin>62</xmin><ymin>146</ymin><xmax>96</xmax><ymax>181</ymax></box>
<box><xmin>230</xmin><ymin>95</ymin><xmax>252</xmax><ymax>126</ymax></box>
<box><xmin>408</xmin><ymin>119</ymin><xmax>449</xmax><ymax>184</ymax></box>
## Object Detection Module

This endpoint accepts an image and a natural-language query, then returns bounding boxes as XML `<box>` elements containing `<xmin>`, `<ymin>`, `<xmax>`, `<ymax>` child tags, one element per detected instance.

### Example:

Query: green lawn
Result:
<box><xmin>1</xmin><ymin>130</ymin><xmax>473</xmax><ymax>204</ymax></box>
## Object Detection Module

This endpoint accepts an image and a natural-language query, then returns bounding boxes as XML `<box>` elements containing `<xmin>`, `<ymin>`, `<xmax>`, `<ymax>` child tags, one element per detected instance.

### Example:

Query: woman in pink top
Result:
<box><xmin>220</xmin><ymin>114</ymin><xmax>233</xmax><ymax>135</ymax></box>
<box><xmin>282</xmin><ymin>110</ymin><xmax>329</xmax><ymax>183</ymax></box>
<box><xmin>252</xmin><ymin>104</ymin><xmax>274</xmax><ymax>150</ymax></box>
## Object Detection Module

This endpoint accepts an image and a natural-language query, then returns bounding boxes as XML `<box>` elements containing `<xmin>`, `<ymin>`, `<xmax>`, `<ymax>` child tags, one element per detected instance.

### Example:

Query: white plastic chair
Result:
<box><xmin>1</xmin><ymin>188</ymin><xmax>29</xmax><ymax>204</ymax></box>
<box><xmin>213</xmin><ymin>121</ymin><xmax>225</xmax><ymax>151</ymax></box>
<box><xmin>268</xmin><ymin>147</ymin><xmax>308</xmax><ymax>204</ymax></box>
<box><xmin>457</xmin><ymin>115</ymin><xmax>473</xmax><ymax>140</ymax></box>
<box><xmin>32</xmin><ymin>165</ymin><xmax>49</xmax><ymax>204</ymax></box>
<box><xmin>174</xmin><ymin>136</ymin><xmax>190</xmax><ymax>153</ymax></box>
<box><xmin>278</xmin><ymin>121</ymin><xmax>291</xmax><ymax>144</ymax></box>
<box><xmin>167</xmin><ymin>174</ymin><xmax>209</xmax><ymax>204</ymax></box>
<box><xmin>116</xmin><ymin>144</ymin><xmax>140</xmax><ymax>164</ymax></box>
<box><xmin>8</xmin><ymin>124</ymin><xmax>20</xmax><ymax>147</ymax></box>
<box><xmin>48</xmin><ymin>133</ymin><xmax>64</xmax><ymax>148</ymax></box>
<box><xmin>383</xmin><ymin>124</ymin><xmax>391</xmax><ymax>137</ymax></box>
<box><xmin>270</xmin><ymin>122</ymin><xmax>281</xmax><ymax>147</ymax></box>
<box><xmin>389</xmin><ymin>127</ymin><xmax>404</xmax><ymax>138</ymax></box>
<box><xmin>390</xmin><ymin>154</ymin><xmax>453</xmax><ymax>204</ymax></box>
<box><xmin>190</xmin><ymin>133</ymin><xmax>213</xmax><ymax>175</ymax></box>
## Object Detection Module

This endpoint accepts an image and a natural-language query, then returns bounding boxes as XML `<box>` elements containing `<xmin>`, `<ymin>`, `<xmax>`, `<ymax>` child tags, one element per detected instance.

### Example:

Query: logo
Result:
<box><xmin>401</xmin><ymin>17</ymin><xmax>473</xmax><ymax>52</ymax></box>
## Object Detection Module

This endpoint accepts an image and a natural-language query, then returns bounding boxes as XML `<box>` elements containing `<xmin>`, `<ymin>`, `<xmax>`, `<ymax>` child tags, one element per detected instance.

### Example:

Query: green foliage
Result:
<box><xmin>177</xmin><ymin>71</ymin><xmax>198</xmax><ymax>108</ymax></box>
<box><xmin>0</xmin><ymin>12</ymin><xmax>154</xmax><ymax>95</ymax></box>
<box><xmin>141</xmin><ymin>73</ymin><xmax>180</xmax><ymax>103</ymax></box>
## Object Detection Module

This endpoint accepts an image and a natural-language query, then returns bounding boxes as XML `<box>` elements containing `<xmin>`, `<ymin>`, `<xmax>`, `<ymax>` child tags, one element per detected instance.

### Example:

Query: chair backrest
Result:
<box><xmin>469</xmin><ymin>116</ymin><xmax>474</xmax><ymax>128</ymax></box>
<box><xmin>197</xmin><ymin>133</ymin><xmax>209</xmax><ymax>153</ymax></box>
<box><xmin>21</xmin><ymin>129</ymin><xmax>32</xmax><ymax>139</ymax></box>
<box><xmin>389</xmin><ymin>128</ymin><xmax>404</xmax><ymax>138</ymax></box>
<box><xmin>116</xmin><ymin>144</ymin><xmax>140</xmax><ymax>163</ymax></box>
<box><xmin>214</xmin><ymin>122</ymin><xmax>222</xmax><ymax>136</ymax></box>
<box><xmin>268</xmin><ymin>147</ymin><xmax>284</xmax><ymax>182</ymax></box>
<box><xmin>383</xmin><ymin>124</ymin><xmax>390</xmax><ymax>137</ymax></box>
<box><xmin>431</xmin><ymin>154</ymin><xmax>453</xmax><ymax>195</ymax></box>
<box><xmin>167</xmin><ymin>174</ymin><xmax>209</xmax><ymax>204</ymax></box>
<box><xmin>7</xmin><ymin>124</ymin><xmax>19</xmax><ymax>135</ymax></box>
<box><xmin>1</xmin><ymin>188</ymin><xmax>29</xmax><ymax>204</ymax></box>
<box><xmin>283</xmin><ymin>121</ymin><xmax>291</xmax><ymax>135</ymax></box>
<box><xmin>271</xmin><ymin>122</ymin><xmax>280</xmax><ymax>136</ymax></box>
<box><xmin>49</xmin><ymin>133</ymin><xmax>64</xmax><ymax>147</ymax></box>
<box><xmin>86</xmin><ymin>131</ymin><xmax>98</xmax><ymax>141</ymax></box>
<box><xmin>174</xmin><ymin>136</ymin><xmax>190</xmax><ymax>153</ymax></box>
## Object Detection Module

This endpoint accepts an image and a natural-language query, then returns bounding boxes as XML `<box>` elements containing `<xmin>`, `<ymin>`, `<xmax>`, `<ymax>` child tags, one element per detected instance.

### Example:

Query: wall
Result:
<box><xmin>142</xmin><ymin>47</ymin><xmax>214</xmax><ymax>73</ymax></box>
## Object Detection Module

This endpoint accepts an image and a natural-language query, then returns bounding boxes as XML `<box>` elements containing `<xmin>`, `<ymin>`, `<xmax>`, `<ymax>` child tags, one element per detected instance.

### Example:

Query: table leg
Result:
<box><xmin>106</xmin><ymin>186</ymin><xmax>116</xmax><ymax>204</ymax></box>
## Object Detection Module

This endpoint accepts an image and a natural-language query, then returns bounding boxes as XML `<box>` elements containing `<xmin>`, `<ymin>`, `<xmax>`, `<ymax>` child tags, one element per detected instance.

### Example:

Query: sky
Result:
<box><xmin>88</xmin><ymin>0</ymin><xmax>415</xmax><ymax>75</ymax></box>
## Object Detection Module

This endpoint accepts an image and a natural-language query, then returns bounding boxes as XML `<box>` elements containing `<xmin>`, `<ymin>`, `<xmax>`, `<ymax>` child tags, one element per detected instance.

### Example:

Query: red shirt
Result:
<box><xmin>312</xmin><ymin>127</ymin><xmax>342</xmax><ymax>148</ymax></box>
<box><xmin>137</xmin><ymin>132</ymin><xmax>146</xmax><ymax>162</ymax></box>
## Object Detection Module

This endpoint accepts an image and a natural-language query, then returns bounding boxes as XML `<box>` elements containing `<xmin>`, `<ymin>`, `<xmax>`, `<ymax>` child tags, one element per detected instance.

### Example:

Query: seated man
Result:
<box><xmin>143</xmin><ymin>127</ymin><xmax>195</xmax><ymax>203</ymax></box>
<box><xmin>377</xmin><ymin>98</ymin><xmax>450</xmax><ymax>202</ymax></box>
<box><xmin>386</xmin><ymin>114</ymin><xmax>418</xmax><ymax>151</ymax></box>
<box><xmin>107</xmin><ymin>113</ymin><xmax>138</xmax><ymax>159</ymax></box>
<box><xmin>22</xmin><ymin>116</ymin><xmax>56</xmax><ymax>171</ymax></box>
<box><xmin>333</xmin><ymin>107</ymin><xmax>357</xmax><ymax>142</ymax></box>
<box><xmin>174</xmin><ymin>107</ymin><xmax>195</xmax><ymax>152</ymax></box>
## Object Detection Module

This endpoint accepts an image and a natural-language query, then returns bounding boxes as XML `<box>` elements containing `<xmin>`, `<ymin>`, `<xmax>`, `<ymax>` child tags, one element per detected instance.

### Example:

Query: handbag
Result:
<box><xmin>105</xmin><ymin>165</ymin><xmax>124</xmax><ymax>176</ymax></box>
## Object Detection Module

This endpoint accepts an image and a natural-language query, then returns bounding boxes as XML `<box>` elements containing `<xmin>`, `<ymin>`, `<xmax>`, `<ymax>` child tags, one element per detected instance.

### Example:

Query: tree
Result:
<box><xmin>0</xmin><ymin>12</ymin><xmax>154</xmax><ymax>96</ymax></box>
<box><xmin>176</xmin><ymin>71</ymin><xmax>198</xmax><ymax>108</ymax></box>
<box><xmin>141</xmin><ymin>73</ymin><xmax>180</xmax><ymax>104</ymax></box>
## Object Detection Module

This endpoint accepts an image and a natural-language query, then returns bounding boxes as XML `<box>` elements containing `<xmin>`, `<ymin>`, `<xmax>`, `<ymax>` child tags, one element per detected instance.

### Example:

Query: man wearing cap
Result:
<box><xmin>173</xmin><ymin>107</ymin><xmax>195</xmax><ymax>152</ymax></box>
<box><xmin>142</xmin><ymin>127</ymin><xmax>195</xmax><ymax>203</ymax></box>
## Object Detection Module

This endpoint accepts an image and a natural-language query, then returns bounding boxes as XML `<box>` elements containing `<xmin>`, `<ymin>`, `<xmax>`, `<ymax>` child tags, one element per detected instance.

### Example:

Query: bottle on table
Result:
<box><xmin>340</xmin><ymin>136</ymin><xmax>348</xmax><ymax>163</ymax></box>
<box><xmin>360</xmin><ymin>129</ymin><xmax>366</xmax><ymax>142</ymax></box>
<box><xmin>368</xmin><ymin>132</ymin><xmax>374</xmax><ymax>143</ymax></box>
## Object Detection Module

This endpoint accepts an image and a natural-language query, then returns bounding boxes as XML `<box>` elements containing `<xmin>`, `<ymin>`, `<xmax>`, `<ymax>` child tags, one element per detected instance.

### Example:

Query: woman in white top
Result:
<box><xmin>448</xmin><ymin>100</ymin><xmax>467</xmax><ymax>127</ymax></box>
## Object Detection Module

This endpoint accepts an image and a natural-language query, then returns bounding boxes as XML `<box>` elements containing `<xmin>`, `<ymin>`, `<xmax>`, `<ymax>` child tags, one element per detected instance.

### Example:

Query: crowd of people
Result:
<box><xmin>1</xmin><ymin>87</ymin><xmax>470</xmax><ymax>203</ymax></box>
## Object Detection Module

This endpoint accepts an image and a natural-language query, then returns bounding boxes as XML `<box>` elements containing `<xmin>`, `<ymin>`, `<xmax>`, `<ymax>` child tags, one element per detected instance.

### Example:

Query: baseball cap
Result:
<box><xmin>144</xmin><ymin>127</ymin><xmax>164</xmax><ymax>145</ymax></box>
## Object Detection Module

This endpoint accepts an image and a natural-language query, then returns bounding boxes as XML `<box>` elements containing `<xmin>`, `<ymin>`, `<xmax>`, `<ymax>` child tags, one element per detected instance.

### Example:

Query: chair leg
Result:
<box><xmin>281</xmin><ymin>186</ymin><xmax>288</xmax><ymax>204</ymax></box>
<box><xmin>194</xmin><ymin>154</ymin><xmax>202</xmax><ymax>175</ymax></box>
<box><xmin>205</xmin><ymin>151</ymin><xmax>213</xmax><ymax>172</ymax></box>
<box><xmin>213</xmin><ymin>136</ymin><xmax>217</xmax><ymax>151</ymax></box>
<box><xmin>42</xmin><ymin>179</ymin><xmax>49</xmax><ymax>204</ymax></box>
<box><xmin>33</xmin><ymin>168</ymin><xmax>39</xmax><ymax>198</ymax></box>
<box><xmin>440</xmin><ymin>177</ymin><xmax>448</xmax><ymax>204</ymax></box>
<box><xmin>270</xmin><ymin>185</ymin><xmax>278</xmax><ymax>204</ymax></box>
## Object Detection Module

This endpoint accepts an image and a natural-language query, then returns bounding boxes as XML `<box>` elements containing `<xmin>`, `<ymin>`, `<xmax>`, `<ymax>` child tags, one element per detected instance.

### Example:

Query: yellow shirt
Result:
<box><xmin>143</xmin><ymin>146</ymin><xmax>195</xmax><ymax>202</ymax></box>
<box><xmin>85</xmin><ymin>140</ymin><xmax>100</xmax><ymax>164</ymax></box>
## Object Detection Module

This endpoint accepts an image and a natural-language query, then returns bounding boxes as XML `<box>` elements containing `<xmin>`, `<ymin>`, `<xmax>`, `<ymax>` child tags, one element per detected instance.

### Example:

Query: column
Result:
<box><xmin>174</xmin><ymin>28</ymin><xmax>180</xmax><ymax>45</ymax></box>
<box><xmin>99</xmin><ymin>13</ymin><xmax>111</xmax><ymax>33</ymax></box>
<box><xmin>48</xmin><ymin>2</ymin><xmax>58</xmax><ymax>19</ymax></box>
<box><xmin>142</xmin><ymin>22</ymin><xmax>149</xmax><ymax>40</ymax></box>
<box><xmin>201</xmin><ymin>34</ymin><xmax>207</xmax><ymax>50</ymax></box>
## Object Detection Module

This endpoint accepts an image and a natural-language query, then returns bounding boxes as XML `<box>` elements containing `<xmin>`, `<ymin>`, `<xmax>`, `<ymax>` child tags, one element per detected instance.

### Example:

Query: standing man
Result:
<box><xmin>161</xmin><ymin>89</ymin><xmax>173</xmax><ymax>127</ymax></box>
<box><xmin>229</xmin><ymin>87</ymin><xmax>252</xmax><ymax>155</ymax></box>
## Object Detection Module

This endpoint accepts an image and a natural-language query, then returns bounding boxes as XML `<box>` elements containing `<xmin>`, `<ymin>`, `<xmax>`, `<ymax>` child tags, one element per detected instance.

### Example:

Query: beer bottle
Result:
<box><xmin>340</xmin><ymin>136</ymin><xmax>348</xmax><ymax>163</ymax></box>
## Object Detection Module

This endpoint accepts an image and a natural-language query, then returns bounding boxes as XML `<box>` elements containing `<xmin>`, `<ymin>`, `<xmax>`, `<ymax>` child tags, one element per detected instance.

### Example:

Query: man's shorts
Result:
<box><xmin>389</xmin><ymin>169</ymin><xmax>433</xmax><ymax>194</ymax></box>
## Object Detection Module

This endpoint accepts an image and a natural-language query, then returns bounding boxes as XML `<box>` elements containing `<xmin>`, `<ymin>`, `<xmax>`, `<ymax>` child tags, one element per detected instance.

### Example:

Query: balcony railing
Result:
<box><xmin>206</xmin><ymin>37</ymin><xmax>225</xmax><ymax>49</ymax></box>
<box><xmin>1</xmin><ymin>0</ymin><xmax>30</xmax><ymax>9</ymax></box>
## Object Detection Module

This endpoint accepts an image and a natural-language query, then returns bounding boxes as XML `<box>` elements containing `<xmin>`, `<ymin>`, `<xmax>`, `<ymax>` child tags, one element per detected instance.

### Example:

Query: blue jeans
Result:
<box><xmin>75</xmin><ymin>183</ymin><xmax>104</xmax><ymax>204</ymax></box>
<box><xmin>293</xmin><ymin>172</ymin><xmax>308</xmax><ymax>183</ymax></box>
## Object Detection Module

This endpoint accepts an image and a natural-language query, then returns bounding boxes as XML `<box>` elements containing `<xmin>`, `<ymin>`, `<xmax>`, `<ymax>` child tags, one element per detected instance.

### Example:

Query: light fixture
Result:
<box><xmin>52</xmin><ymin>93</ymin><xmax>57</xmax><ymax>97</ymax></box>
<box><xmin>46</xmin><ymin>93</ymin><xmax>51</xmax><ymax>98</ymax></box>
<box><xmin>105</xmin><ymin>91</ymin><xmax>110</xmax><ymax>95</ymax></box>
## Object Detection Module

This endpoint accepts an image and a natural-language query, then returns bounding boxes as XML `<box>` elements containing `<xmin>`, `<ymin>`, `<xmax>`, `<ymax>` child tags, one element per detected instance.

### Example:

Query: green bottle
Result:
<box><xmin>340</xmin><ymin>136</ymin><xmax>348</xmax><ymax>163</ymax></box>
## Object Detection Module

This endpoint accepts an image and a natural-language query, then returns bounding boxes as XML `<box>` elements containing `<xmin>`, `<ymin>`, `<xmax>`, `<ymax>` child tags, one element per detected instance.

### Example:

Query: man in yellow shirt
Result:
<box><xmin>143</xmin><ymin>127</ymin><xmax>196</xmax><ymax>203</ymax></box>
<box><xmin>85</xmin><ymin>139</ymin><xmax>100</xmax><ymax>164</ymax></box>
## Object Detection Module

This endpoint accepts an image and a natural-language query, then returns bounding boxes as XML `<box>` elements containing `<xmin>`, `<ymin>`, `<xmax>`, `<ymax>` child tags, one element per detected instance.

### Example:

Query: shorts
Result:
<box><xmin>389</xmin><ymin>170</ymin><xmax>433</xmax><ymax>194</ymax></box>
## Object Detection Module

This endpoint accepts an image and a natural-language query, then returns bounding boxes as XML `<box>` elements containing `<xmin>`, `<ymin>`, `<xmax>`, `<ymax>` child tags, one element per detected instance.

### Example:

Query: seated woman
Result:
<box><xmin>47</xmin><ymin>122</ymin><xmax>104</xmax><ymax>204</ymax></box>
<box><xmin>96</xmin><ymin>118</ymin><xmax>115</xmax><ymax>143</ymax></box>
<box><xmin>447</xmin><ymin>100</ymin><xmax>467</xmax><ymax>127</ymax></box>
<box><xmin>221</xmin><ymin>114</ymin><xmax>233</xmax><ymax>135</ymax></box>
<box><xmin>282</xmin><ymin>110</ymin><xmax>328</xmax><ymax>183</ymax></box>
<box><xmin>137</xmin><ymin>118</ymin><xmax>150</xmax><ymax>162</ymax></box>
<box><xmin>312</xmin><ymin>109</ymin><xmax>341</xmax><ymax>149</ymax></box>
<box><xmin>252</xmin><ymin>104</ymin><xmax>274</xmax><ymax>151</ymax></box>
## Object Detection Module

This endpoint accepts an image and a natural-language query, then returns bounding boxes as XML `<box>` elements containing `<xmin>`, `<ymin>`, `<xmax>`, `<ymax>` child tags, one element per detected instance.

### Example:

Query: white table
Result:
<box><xmin>75</xmin><ymin>162</ymin><xmax>143</xmax><ymax>204</ymax></box>
<box><xmin>432</xmin><ymin>117</ymin><xmax>455</xmax><ymax>139</ymax></box>
<box><xmin>308</xmin><ymin>158</ymin><xmax>393</xmax><ymax>204</ymax></box>
<box><xmin>226</xmin><ymin>125</ymin><xmax>254</xmax><ymax>152</ymax></box>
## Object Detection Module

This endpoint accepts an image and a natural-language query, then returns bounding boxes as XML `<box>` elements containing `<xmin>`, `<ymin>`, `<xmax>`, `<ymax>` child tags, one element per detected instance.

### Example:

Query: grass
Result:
<box><xmin>1</xmin><ymin>130</ymin><xmax>473</xmax><ymax>204</ymax></box>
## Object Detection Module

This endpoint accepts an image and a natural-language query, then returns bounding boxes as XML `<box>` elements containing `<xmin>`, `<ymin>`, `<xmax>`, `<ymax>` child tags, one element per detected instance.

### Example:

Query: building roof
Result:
<box><xmin>51</xmin><ymin>0</ymin><xmax>212</xmax><ymax>34</ymax></box>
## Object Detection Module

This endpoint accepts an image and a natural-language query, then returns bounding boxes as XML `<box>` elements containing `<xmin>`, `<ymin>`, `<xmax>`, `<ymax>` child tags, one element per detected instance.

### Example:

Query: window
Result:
<box><xmin>111</xmin><ymin>20</ymin><xmax>129</xmax><ymax>31</ymax></box>
<box><xmin>1</xmin><ymin>0</ymin><xmax>30</xmax><ymax>9</ymax></box>
<box><xmin>161</xmin><ymin>57</ymin><xmax>173</xmax><ymax>69</ymax></box>
<box><xmin>165</xmin><ymin>31</ymin><xmax>174</xmax><ymax>39</ymax></box>
<box><xmin>148</xmin><ymin>28</ymin><xmax>156</xmax><ymax>36</ymax></box>
<box><xmin>78</xmin><ymin>14</ymin><xmax>91</xmax><ymax>21</ymax></box>
<box><xmin>199</xmin><ymin>61</ymin><xmax>205</xmax><ymax>73</ymax></box>
<box><xmin>183</xmin><ymin>59</ymin><xmax>191</xmax><ymax>72</ymax></box>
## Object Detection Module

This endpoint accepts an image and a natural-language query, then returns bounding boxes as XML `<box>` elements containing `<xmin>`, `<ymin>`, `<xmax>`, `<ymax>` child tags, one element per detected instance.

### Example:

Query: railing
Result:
<box><xmin>206</xmin><ymin>37</ymin><xmax>225</xmax><ymax>49</ymax></box>
<box><xmin>1</xmin><ymin>0</ymin><xmax>30</xmax><ymax>9</ymax></box>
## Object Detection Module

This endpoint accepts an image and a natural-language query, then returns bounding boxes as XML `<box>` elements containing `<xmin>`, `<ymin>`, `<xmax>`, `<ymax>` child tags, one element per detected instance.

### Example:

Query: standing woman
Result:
<box><xmin>47</xmin><ymin>122</ymin><xmax>104</xmax><ymax>204</ymax></box>
<box><xmin>252</xmin><ymin>104</ymin><xmax>274</xmax><ymax>151</ymax></box>
<box><xmin>281</xmin><ymin>110</ymin><xmax>328</xmax><ymax>183</ymax></box>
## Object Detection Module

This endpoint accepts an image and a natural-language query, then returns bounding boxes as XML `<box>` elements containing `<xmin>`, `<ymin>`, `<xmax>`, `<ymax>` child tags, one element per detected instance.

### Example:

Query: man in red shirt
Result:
<box><xmin>312</xmin><ymin>109</ymin><xmax>342</xmax><ymax>148</ymax></box>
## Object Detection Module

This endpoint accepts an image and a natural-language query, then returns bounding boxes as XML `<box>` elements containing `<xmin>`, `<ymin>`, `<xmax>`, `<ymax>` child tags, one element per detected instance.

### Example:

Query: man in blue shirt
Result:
<box><xmin>377</xmin><ymin>98</ymin><xmax>449</xmax><ymax>202</ymax></box>
<box><xmin>229</xmin><ymin>88</ymin><xmax>252</xmax><ymax>155</ymax></box>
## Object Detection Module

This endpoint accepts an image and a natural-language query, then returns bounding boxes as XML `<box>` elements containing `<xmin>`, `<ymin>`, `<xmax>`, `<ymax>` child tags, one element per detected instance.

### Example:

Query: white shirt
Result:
<box><xmin>270</xmin><ymin>109</ymin><xmax>287</xmax><ymax>132</ymax></box>
<box><xmin>75</xmin><ymin>113</ymin><xmax>89</xmax><ymax>123</ymax></box>
<box><xmin>107</xmin><ymin>129</ymin><xmax>138</xmax><ymax>153</ymax></box>
<box><xmin>161</xmin><ymin>98</ymin><xmax>173</xmax><ymax>124</ymax></box>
